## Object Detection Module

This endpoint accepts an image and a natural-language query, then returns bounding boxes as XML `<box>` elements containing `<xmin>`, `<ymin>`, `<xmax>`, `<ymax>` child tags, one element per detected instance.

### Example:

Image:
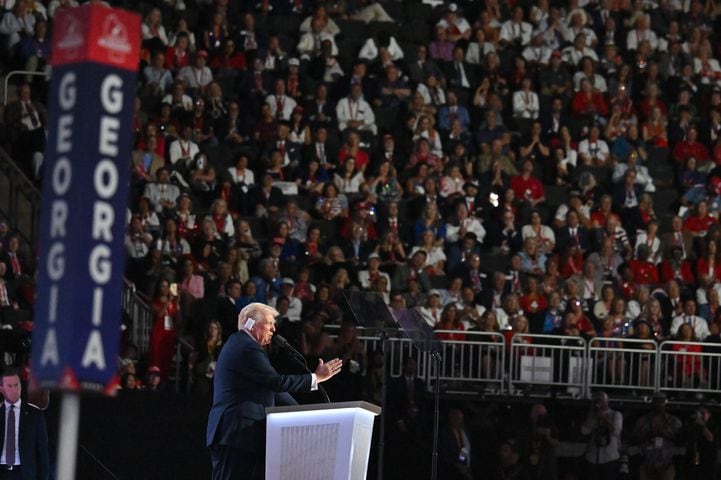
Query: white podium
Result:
<box><xmin>265</xmin><ymin>401</ymin><xmax>381</xmax><ymax>480</ymax></box>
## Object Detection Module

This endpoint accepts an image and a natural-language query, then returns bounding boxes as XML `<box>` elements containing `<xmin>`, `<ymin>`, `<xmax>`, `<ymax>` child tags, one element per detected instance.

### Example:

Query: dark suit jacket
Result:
<box><xmin>444</xmin><ymin>61</ymin><xmax>478</xmax><ymax>90</ymax></box>
<box><xmin>4</xmin><ymin>100</ymin><xmax>47</xmax><ymax>133</ymax></box>
<box><xmin>391</xmin><ymin>264</ymin><xmax>432</xmax><ymax>292</ymax></box>
<box><xmin>248</xmin><ymin>185</ymin><xmax>286</xmax><ymax>212</ymax></box>
<box><xmin>303</xmin><ymin>99</ymin><xmax>337</xmax><ymax>129</ymax></box>
<box><xmin>406</xmin><ymin>58</ymin><xmax>443</xmax><ymax>85</ymax></box>
<box><xmin>0</xmin><ymin>402</ymin><xmax>49</xmax><ymax>480</ymax></box>
<box><xmin>555</xmin><ymin>226</ymin><xmax>591</xmax><ymax>253</ymax></box>
<box><xmin>0</xmin><ymin>252</ymin><xmax>28</xmax><ymax>281</ymax></box>
<box><xmin>387</xmin><ymin>375</ymin><xmax>426</xmax><ymax>428</ymax></box>
<box><xmin>661</xmin><ymin>231</ymin><xmax>695</xmax><ymax>259</ymax></box>
<box><xmin>263</xmin><ymin>139</ymin><xmax>301</xmax><ymax>166</ymax></box>
<box><xmin>206</xmin><ymin>331</ymin><xmax>312</xmax><ymax>453</ymax></box>
<box><xmin>302</xmin><ymin>141</ymin><xmax>338</xmax><ymax>167</ymax></box>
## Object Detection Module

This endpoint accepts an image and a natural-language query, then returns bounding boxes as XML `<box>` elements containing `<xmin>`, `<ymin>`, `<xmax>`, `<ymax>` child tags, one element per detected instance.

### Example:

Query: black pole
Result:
<box><xmin>377</xmin><ymin>331</ymin><xmax>389</xmax><ymax>480</ymax></box>
<box><xmin>431</xmin><ymin>351</ymin><xmax>441</xmax><ymax>480</ymax></box>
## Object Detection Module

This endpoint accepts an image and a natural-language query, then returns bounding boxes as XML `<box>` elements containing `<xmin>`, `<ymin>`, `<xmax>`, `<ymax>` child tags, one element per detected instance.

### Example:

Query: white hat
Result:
<box><xmin>282</xmin><ymin>277</ymin><xmax>295</xmax><ymax>286</ymax></box>
<box><xmin>428</xmin><ymin>289</ymin><xmax>441</xmax><ymax>297</ymax></box>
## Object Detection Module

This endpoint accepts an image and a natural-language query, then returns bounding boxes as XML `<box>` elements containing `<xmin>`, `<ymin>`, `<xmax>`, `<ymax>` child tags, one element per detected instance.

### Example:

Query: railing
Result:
<box><xmin>3</xmin><ymin>70</ymin><xmax>50</xmax><ymax>106</ymax></box>
<box><xmin>508</xmin><ymin>334</ymin><xmax>587</xmax><ymax>398</ymax></box>
<box><xmin>588</xmin><ymin>337</ymin><xmax>658</xmax><ymax>396</ymax></box>
<box><xmin>121</xmin><ymin>278</ymin><xmax>154</xmax><ymax>353</ymax></box>
<box><xmin>0</xmin><ymin>145</ymin><xmax>41</xmax><ymax>247</ymax></box>
<box><xmin>323</xmin><ymin>329</ymin><xmax>721</xmax><ymax>403</ymax></box>
<box><xmin>658</xmin><ymin>341</ymin><xmax>721</xmax><ymax>397</ymax></box>
<box><xmin>428</xmin><ymin>331</ymin><xmax>505</xmax><ymax>393</ymax></box>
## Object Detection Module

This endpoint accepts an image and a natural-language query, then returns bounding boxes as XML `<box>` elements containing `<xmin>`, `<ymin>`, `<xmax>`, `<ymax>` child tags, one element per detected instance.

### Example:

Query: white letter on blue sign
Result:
<box><xmin>94</xmin><ymin>160</ymin><xmax>118</xmax><ymax>199</ymax></box>
<box><xmin>58</xmin><ymin>72</ymin><xmax>76</xmax><ymax>110</ymax></box>
<box><xmin>47</xmin><ymin>243</ymin><xmax>65</xmax><ymax>281</ymax></box>
<box><xmin>81</xmin><ymin>331</ymin><xmax>106</xmax><ymax>370</ymax></box>
<box><xmin>52</xmin><ymin>158</ymin><xmax>72</xmax><ymax>195</ymax></box>
<box><xmin>39</xmin><ymin>330</ymin><xmax>59</xmax><ymax>366</ymax></box>
<box><xmin>100</xmin><ymin>74</ymin><xmax>123</xmax><ymax>114</ymax></box>
<box><xmin>56</xmin><ymin>115</ymin><xmax>73</xmax><ymax>154</ymax></box>
<box><xmin>50</xmin><ymin>201</ymin><xmax>68</xmax><ymax>237</ymax></box>
<box><xmin>91</xmin><ymin>202</ymin><xmax>114</xmax><ymax>242</ymax></box>
<box><xmin>88</xmin><ymin>245</ymin><xmax>111</xmax><ymax>284</ymax></box>
<box><xmin>98</xmin><ymin>118</ymin><xmax>120</xmax><ymax>157</ymax></box>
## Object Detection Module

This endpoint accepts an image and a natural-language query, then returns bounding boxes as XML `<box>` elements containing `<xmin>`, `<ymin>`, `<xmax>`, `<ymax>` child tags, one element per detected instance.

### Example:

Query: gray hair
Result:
<box><xmin>237</xmin><ymin>302</ymin><xmax>279</xmax><ymax>331</ymax></box>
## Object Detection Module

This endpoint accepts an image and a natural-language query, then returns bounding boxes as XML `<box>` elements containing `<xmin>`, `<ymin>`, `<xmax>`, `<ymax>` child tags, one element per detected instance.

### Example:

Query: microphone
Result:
<box><xmin>273</xmin><ymin>334</ymin><xmax>331</xmax><ymax>403</ymax></box>
<box><xmin>273</xmin><ymin>333</ymin><xmax>289</xmax><ymax>347</ymax></box>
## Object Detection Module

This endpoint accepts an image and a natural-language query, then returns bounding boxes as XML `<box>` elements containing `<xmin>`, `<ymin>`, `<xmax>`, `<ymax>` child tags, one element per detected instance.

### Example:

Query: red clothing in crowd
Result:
<box><xmin>435</xmin><ymin>323</ymin><xmax>466</xmax><ymax>341</ymax></box>
<box><xmin>671</xmin><ymin>343</ymin><xmax>703</xmax><ymax>379</ymax></box>
<box><xmin>696</xmin><ymin>257</ymin><xmax>721</xmax><ymax>283</ymax></box>
<box><xmin>571</xmin><ymin>91</ymin><xmax>609</xmax><ymax>117</ymax></box>
<box><xmin>637</xmin><ymin>98</ymin><xmax>667</xmax><ymax>121</ymax></box>
<box><xmin>590</xmin><ymin>211</ymin><xmax>621</xmax><ymax>228</ymax></box>
<box><xmin>338</xmin><ymin>148</ymin><xmax>370</xmax><ymax>171</ymax></box>
<box><xmin>673</xmin><ymin>140</ymin><xmax>710</xmax><ymax>165</ymax></box>
<box><xmin>210</xmin><ymin>52</ymin><xmax>247</xmax><ymax>70</ymax></box>
<box><xmin>510</xmin><ymin>175</ymin><xmax>545</xmax><ymax>201</ymax></box>
<box><xmin>520</xmin><ymin>294</ymin><xmax>548</xmax><ymax>315</ymax></box>
<box><xmin>577</xmin><ymin>314</ymin><xmax>596</xmax><ymax>337</ymax></box>
<box><xmin>683</xmin><ymin>214</ymin><xmax>717</xmax><ymax>234</ymax></box>
<box><xmin>629</xmin><ymin>259</ymin><xmax>659</xmax><ymax>285</ymax></box>
<box><xmin>136</xmin><ymin>134</ymin><xmax>166</xmax><ymax>159</ymax></box>
<box><xmin>148</xmin><ymin>298</ymin><xmax>179</xmax><ymax>381</ymax></box>
<box><xmin>165</xmin><ymin>46</ymin><xmax>190</xmax><ymax>70</ymax></box>
<box><xmin>660</xmin><ymin>260</ymin><xmax>695</xmax><ymax>285</ymax></box>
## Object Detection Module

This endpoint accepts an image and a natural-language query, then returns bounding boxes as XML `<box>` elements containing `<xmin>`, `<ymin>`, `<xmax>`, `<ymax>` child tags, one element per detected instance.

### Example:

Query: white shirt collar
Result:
<box><xmin>4</xmin><ymin>400</ymin><xmax>20</xmax><ymax>410</ymax></box>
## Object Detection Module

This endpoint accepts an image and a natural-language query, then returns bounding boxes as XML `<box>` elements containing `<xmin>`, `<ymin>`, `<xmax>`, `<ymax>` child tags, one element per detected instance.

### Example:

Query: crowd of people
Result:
<box><xmin>3</xmin><ymin>0</ymin><xmax>721</xmax><ymax>476</ymax></box>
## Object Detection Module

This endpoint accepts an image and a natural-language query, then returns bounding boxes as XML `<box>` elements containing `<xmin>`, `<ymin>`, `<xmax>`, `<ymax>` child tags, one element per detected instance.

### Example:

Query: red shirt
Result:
<box><xmin>210</xmin><ymin>52</ymin><xmax>247</xmax><ymax>70</ymax></box>
<box><xmin>660</xmin><ymin>260</ymin><xmax>695</xmax><ymax>285</ymax></box>
<box><xmin>696</xmin><ymin>257</ymin><xmax>721</xmax><ymax>282</ymax></box>
<box><xmin>338</xmin><ymin>148</ymin><xmax>370</xmax><ymax>171</ymax></box>
<box><xmin>590</xmin><ymin>211</ymin><xmax>621</xmax><ymax>228</ymax></box>
<box><xmin>510</xmin><ymin>175</ymin><xmax>545</xmax><ymax>201</ymax></box>
<box><xmin>165</xmin><ymin>46</ymin><xmax>189</xmax><ymax>71</ymax></box>
<box><xmin>629</xmin><ymin>259</ymin><xmax>659</xmax><ymax>285</ymax></box>
<box><xmin>519</xmin><ymin>295</ymin><xmax>548</xmax><ymax>315</ymax></box>
<box><xmin>571</xmin><ymin>91</ymin><xmax>609</xmax><ymax>117</ymax></box>
<box><xmin>684</xmin><ymin>215</ymin><xmax>717</xmax><ymax>234</ymax></box>
<box><xmin>673</xmin><ymin>140</ymin><xmax>710</xmax><ymax>165</ymax></box>
<box><xmin>435</xmin><ymin>323</ymin><xmax>466</xmax><ymax>341</ymax></box>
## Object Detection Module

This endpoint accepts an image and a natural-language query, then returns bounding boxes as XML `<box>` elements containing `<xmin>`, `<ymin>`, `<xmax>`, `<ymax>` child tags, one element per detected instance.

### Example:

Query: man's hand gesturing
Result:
<box><xmin>315</xmin><ymin>358</ymin><xmax>343</xmax><ymax>383</ymax></box>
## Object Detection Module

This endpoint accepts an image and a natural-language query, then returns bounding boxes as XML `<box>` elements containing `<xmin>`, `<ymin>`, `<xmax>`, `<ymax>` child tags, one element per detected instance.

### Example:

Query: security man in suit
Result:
<box><xmin>0</xmin><ymin>368</ymin><xmax>49</xmax><ymax>480</ymax></box>
<box><xmin>206</xmin><ymin>303</ymin><xmax>342</xmax><ymax>479</ymax></box>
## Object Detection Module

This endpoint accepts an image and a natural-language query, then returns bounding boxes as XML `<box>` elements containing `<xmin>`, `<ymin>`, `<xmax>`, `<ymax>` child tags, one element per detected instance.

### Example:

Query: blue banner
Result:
<box><xmin>32</xmin><ymin>60</ymin><xmax>137</xmax><ymax>392</ymax></box>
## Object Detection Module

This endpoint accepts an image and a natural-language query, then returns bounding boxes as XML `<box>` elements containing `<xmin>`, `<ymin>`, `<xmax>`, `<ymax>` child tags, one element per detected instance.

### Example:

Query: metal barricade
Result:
<box><xmin>122</xmin><ymin>278</ymin><xmax>154</xmax><ymax>353</ymax></box>
<box><xmin>658</xmin><ymin>341</ymin><xmax>721</xmax><ymax>397</ymax></box>
<box><xmin>427</xmin><ymin>331</ymin><xmax>506</xmax><ymax>393</ymax></box>
<box><xmin>508</xmin><ymin>334</ymin><xmax>587</xmax><ymax>397</ymax></box>
<box><xmin>387</xmin><ymin>337</ymin><xmax>424</xmax><ymax>378</ymax></box>
<box><xmin>3</xmin><ymin>70</ymin><xmax>50</xmax><ymax>106</ymax></box>
<box><xmin>588</xmin><ymin>338</ymin><xmax>658</xmax><ymax>396</ymax></box>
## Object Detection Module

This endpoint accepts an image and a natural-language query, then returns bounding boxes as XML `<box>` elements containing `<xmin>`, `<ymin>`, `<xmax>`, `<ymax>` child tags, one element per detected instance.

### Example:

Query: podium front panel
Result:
<box><xmin>266</xmin><ymin>407</ymin><xmax>377</xmax><ymax>480</ymax></box>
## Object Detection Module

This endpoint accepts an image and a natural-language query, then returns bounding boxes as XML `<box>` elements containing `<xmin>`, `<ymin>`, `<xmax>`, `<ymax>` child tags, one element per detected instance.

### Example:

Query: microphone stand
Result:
<box><xmin>281</xmin><ymin>340</ymin><xmax>331</xmax><ymax>404</ymax></box>
<box><xmin>430</xmin><ymin>350</ymin><xmax>441</xmax><ymax>480</ymax></box>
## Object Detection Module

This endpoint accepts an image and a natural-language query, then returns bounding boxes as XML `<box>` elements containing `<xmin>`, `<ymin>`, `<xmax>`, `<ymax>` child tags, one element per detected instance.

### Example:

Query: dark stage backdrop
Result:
<box><xmin>45</xmin><ymin>391</ymin><xmax>212</xmax><ymax>480</ymax></box>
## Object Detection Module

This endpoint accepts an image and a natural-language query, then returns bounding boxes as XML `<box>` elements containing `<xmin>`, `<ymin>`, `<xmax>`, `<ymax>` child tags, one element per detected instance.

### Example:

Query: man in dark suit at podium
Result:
<box><xmin>207</xmin><ymin>303</ymin><xmax>342</xmax><ymax>480</ymax></box>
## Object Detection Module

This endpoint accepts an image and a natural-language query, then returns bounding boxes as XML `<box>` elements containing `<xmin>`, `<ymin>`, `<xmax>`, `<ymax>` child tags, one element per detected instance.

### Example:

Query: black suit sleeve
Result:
<box><xmin>240</xmin><ymin>342</ymin><xmax>312</xmax><ymax>394</ymax></box>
